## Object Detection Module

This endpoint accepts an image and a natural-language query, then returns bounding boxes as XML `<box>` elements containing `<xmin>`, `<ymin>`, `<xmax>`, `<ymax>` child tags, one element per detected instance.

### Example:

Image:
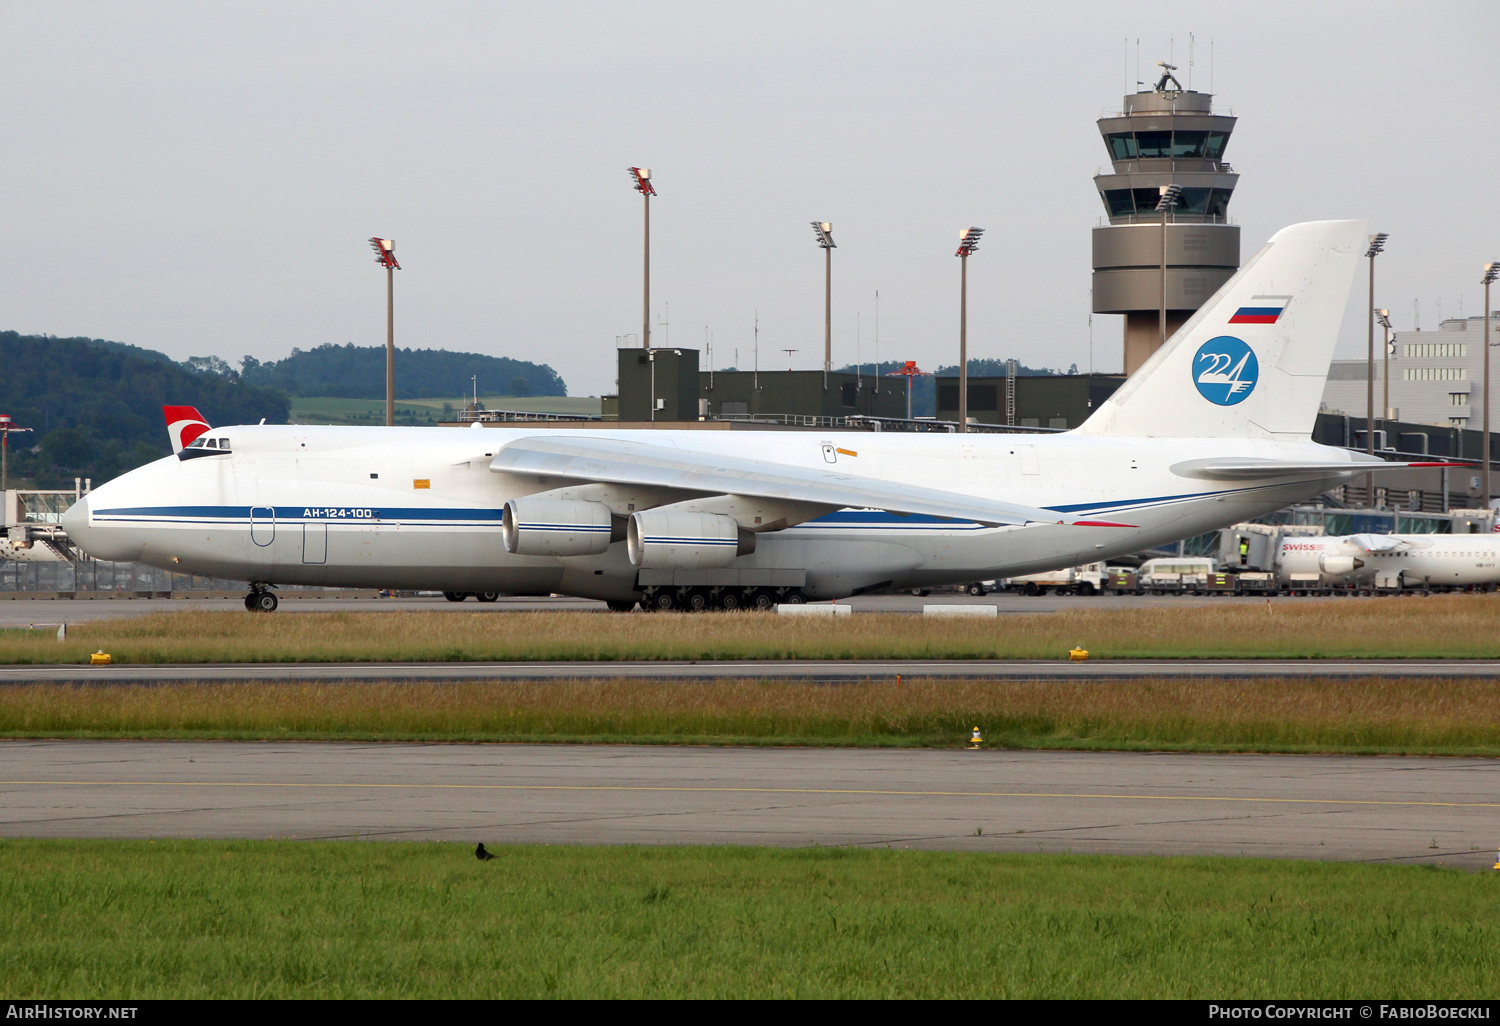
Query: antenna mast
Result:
<box><xmin>753</xmin><ymin>310</ymin><xmax>759</xmax><ymax>390</ymax></box>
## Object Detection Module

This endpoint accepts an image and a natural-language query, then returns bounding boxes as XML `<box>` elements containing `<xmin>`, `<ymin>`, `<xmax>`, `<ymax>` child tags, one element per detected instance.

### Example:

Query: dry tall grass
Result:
<box><xmin>3</xmin><ymin>676</ymin><xmax>1498</xmax><ymax>754</ymax></box>
<box><xmin>4</xmin><ymin>594</ymin><xmax>1500</xmax><ymax>663</ymax></box>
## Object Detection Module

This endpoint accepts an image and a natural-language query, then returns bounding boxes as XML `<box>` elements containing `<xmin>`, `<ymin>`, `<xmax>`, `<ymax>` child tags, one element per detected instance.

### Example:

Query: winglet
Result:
<box><xmin>163</xmin><ymin>406</ymin><xmax>210</xmax><ymax>453</ymax></box>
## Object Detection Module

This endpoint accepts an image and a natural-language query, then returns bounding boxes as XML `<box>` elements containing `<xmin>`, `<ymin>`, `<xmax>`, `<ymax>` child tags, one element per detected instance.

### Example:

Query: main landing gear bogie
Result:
<box><xmin>635</xmin><ymin>586</ymin><xmax>805</xmax><ymax>612</ymax></box>
<box><xmin>244</xmin><ymin>586</ymin><xmax>278</xmax><ymax>613</ymax></box>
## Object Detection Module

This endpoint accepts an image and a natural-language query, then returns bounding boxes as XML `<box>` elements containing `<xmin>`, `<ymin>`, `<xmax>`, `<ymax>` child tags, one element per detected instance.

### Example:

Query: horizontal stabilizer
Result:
<box><xmin>491</xmin><ymin>435</ymin><xmax>1133</xmax><ymax>528</ymax></box>
<box><xmin>1171</xmin><ymin>457</ymin><xmax>1464</xmax><ymax>481</ymax></box>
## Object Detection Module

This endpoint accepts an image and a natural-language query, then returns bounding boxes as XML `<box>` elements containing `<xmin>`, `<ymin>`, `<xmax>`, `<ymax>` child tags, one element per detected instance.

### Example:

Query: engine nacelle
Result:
<box><xmin>502</xmin><ymin>498</ymin><xmax>612</xmax><ymax>556</ymax></box>
<box><xmin>1318</xmin><ymin>554</ymin><xmax>1365</xmax><ymax>575</ymax></box>
<box><xmin>627</xmin><ymin>511</ymin><xmax>753</xmax><ymax>569</ymax></box>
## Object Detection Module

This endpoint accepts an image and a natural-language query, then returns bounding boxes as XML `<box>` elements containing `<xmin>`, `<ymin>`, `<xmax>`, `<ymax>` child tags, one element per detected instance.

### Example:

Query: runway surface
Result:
<box><xmin>1</xmin><ymin>740</ymin><xmax>1494</xmax><ymax>866</ymax></box>
<box><xmin>4</xmin><ymin>658</ymin><xmax>1500</xmax><ymax>684</ymax></box>
<box><xmin>0</xmin><ymin>590</ymin><xmax>1365</xmax><ymax>627</ymax></box>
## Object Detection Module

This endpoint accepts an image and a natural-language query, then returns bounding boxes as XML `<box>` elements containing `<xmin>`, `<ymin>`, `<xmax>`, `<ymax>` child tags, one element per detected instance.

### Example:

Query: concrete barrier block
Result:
<box><xmin>922</xmin><ymin>604</ymin><xmax>998</xmax><ymax>617</ymax></box>
<box><xmin>775</xmin><ymin>604</ymin><xmax>852</xmax><ymax>616</ymax></box>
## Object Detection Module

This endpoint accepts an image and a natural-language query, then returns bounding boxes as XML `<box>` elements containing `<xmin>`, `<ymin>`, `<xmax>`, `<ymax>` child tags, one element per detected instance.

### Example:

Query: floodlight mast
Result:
<box><xmin>811</xmin><ymin>222</ymin><xmax>836</xmax><ymax>386</ymax></box>
<box><xmin>369</xmin><ymin>238</ymin><xmax>401</xmax><ymax>426</ymax></box>
<box><xmin>955</xmin><ymin>227</ymin><xmax>984</xmax><ymax>433</ymax></box>
<box><xmin>1482</xmin><ymin>262</ymin><xmax>1499</xmax><ymax>506</ymax></box>
<box><xmin>1363</xmin><ymin>232</ymin><xmax>1389</xmax><ymax>503</ymax></box>
<box><xmin>1155</xmin><ymin>185</ymin><xmax>1182</xmax><ymax>346</ymax></box>
<box><xmin>0</xmin><ymin>414</ymin><xmax>32</xmax><ymax>492</ymax></box>
<box><xmin>1376</xmin><ymin>308</ymin><xmax>1393</xmax><ymax>455</ymax></box>
<box><xmin>629</xmin><ymin>168</ymin><xmax>656</xmax><ymax>349</ymax></box>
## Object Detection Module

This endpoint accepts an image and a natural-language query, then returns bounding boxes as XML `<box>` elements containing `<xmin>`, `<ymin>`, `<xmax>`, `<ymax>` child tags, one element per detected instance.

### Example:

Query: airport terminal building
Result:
<box><xmin>1321</xmin><ymin>314</ymin><xmax>1500</xmax><ymax>429</ymax></box>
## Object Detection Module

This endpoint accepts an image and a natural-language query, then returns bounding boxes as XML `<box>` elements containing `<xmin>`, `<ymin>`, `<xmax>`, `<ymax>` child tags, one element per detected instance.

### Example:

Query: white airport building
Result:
<box><xmin>1321</xmin><ymin>314</ymin><xmax>1500</xmax><ymax>430</ymax></box>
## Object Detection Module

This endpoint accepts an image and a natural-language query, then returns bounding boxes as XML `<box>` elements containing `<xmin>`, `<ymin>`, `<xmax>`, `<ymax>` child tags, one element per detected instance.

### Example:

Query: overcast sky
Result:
<box><xmin>4</xmin><ymin>1</ymin><xmax>1495</xmax><ymax>397</ymax></box>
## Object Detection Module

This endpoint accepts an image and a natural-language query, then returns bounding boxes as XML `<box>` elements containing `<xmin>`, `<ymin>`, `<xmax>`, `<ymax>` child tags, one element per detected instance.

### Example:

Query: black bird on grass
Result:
<box><xmin>475</xmin><ymin>843</ymin><xmax>496</xmax><ymax>861</ymax></box>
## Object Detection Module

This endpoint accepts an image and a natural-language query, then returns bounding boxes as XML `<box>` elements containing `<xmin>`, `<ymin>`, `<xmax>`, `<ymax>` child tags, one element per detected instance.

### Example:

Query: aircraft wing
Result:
<box><xmin>489</xmin><ymin>435</ymin><xmax>1132</xmax><ymax>528</ymax></box>
<box><xmin>1171</xmin><ymin>457</ymin><xmax>1464</xmax><ymax>481</ymax></box>
<box><xmin>1350</xmin><ymin>533</ymin><xmax>1412</xmax><ymax>552</ymax></box>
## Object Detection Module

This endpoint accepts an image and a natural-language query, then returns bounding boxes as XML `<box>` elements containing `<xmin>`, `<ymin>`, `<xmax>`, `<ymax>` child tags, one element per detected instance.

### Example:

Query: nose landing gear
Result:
<box><xmin>244</xmin><ymin>586</ymin><xmax>278</xmax><ymax>613</ymax></box>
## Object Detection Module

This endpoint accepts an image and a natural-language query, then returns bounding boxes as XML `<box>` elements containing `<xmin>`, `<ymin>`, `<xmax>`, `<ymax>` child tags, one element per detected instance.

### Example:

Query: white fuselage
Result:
<box><xmin>65</xmin><ymin>424</ymin><xmax>1360</xmax><ymax>601</ymax></box>
<box><xmin>1277</xmin><ymin>534</ymin><xmax>1500</xmax><ymax>588</ymax></box>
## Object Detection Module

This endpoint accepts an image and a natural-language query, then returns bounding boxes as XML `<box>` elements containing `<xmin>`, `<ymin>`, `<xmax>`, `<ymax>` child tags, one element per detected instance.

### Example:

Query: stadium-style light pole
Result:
<box><xmin>1482</xmin><ymin>262</ymin><xmax>1499</xmax><ymax>506</ymax></box>
<box><xmin>369</xmin><ymin>238</ymin><xmax>401</xmax><ymax>426</ymax></box>
<box><xmin>1155</xmin><ymin>185</ymin><xmax>1182</xmax><ymax>346</ymax></box>
<box><xmin>1376</xmin><ymin>308</ymin><xmax>1393</xmax><ymax>450</ymax></box>
<box><xmin>1364</xmin><ymin>232</ymin><xmax>1388</xmax><ymax>505</ymax></box>
<box><xmin>955</xmin><ymin>227</ymin><xmax>985</xmax><ymax>433</ymax></box>
<box><xmin>629</xmin><ymin>168</ymin><xmax>656</xmax><ymax>349</ymax></box>
<box><xmin>811</xmin><ymin>222</ymin><xmax>836</xmax><ymax>387</ymax></box>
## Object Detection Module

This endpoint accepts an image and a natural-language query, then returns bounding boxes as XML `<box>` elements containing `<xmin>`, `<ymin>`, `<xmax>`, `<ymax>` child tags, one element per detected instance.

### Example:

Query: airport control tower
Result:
<box><xmin>1092</xmin><ymin>63</ymin><xmax>1241</xmax><ymax>375</ymax></box>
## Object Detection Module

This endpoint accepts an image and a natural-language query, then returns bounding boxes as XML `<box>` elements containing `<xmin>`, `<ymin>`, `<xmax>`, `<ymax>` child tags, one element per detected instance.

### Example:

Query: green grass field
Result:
<box><xmin>0</xmin><ymin>840</ymin><xmax>1494</xmax><ymax>998</ymax></box>
<box><xmin>7</xmin><ymin>596</ymin><xmax>1500</xmax><ymax>664</ymax></box>
<box><xmin>3</xmin><ymin>677</ymin><xmax>1498</xmax><ymax>756</ymax></box>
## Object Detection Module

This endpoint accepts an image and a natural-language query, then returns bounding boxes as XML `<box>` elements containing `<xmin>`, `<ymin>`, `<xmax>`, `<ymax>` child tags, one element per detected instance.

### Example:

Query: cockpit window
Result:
<box><xmin>218</xmin><ymin>438</ymin><xmax>229</xmax><ymax>448</ymax></box>
<box><xmin>205</xmin><ymin>439</ymin><xmax>218</xmax><ymax>449</ymax></box>
<box><xmin>188</xmin><ymin>438</ymin><xmax>206</xmax><ymax>447</ymax></box>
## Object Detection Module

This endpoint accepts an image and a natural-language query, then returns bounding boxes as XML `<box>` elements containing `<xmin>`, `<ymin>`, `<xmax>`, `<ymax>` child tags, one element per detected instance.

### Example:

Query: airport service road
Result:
<box><xmin>0</xmin><ymin>590</ymin><xmax>1355</xmax><ymax>627</ymax></box>
<box><xmin>0</xmin><ymin>741</ymin><xmax>1493</xmax><ymax>866</ymax></box>
<box><xmin>6</xmin><ymin>659</ymin><xmax>1500</xmax><ymax>684</ymax></box>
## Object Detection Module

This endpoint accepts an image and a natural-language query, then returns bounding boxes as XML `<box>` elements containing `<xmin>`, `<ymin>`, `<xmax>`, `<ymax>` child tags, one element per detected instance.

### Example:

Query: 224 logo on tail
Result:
<box><xmin>1193</xmin><ymin>336</ymin><xmax>1259</xmax><ymax>406</ymax></box>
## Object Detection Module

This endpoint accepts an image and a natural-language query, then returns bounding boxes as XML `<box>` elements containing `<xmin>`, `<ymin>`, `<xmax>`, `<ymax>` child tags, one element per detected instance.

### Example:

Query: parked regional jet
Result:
<box><xmin>1277</xmin><ymin>532</ymin><xmax>1500</xmax><ymax>590</ymax></box>
<box><xmin>62</xmin><ymin>220</ymin><xmax>1455</xmax><ymax>612</ymax></box>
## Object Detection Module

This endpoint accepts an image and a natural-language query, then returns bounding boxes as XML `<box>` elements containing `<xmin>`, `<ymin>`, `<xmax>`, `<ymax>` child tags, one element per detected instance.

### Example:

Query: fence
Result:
<box><xmin>3</xmin><ymin>560</ymin><xmax>248</xmax><ymax>595</ymax></box>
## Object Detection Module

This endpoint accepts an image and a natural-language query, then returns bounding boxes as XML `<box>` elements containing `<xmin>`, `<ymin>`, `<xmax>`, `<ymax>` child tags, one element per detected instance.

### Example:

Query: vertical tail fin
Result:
<box><xmin>163</xmin><ymin>406</ymin><xmax>210</xmax><ymax>453</ymax></box>
<box><xmin>1076</xmin><ymin>219</ymin><xmax>1365</xmax><ymax>439</ymax></box>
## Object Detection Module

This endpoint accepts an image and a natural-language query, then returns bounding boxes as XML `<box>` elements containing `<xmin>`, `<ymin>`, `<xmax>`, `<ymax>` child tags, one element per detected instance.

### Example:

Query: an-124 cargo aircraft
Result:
<box><xmin>63</xmin><ymin>220</ymin><xmax>1455</xmax><ymax>612</ymax></box>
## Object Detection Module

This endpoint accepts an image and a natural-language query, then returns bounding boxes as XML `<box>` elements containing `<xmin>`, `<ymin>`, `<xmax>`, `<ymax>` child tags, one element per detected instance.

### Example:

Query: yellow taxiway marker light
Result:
<box><xmin>1069</xmin><ymin>647</ymin><xmax>1089</xmax><ymax>661</ymax></box>
<box><xmin>968</xmin><ymin>726</ymin><xmax>983</xmax><ymax>749</ymax></box>
<box><xmin>90</xmin><ymin>651</ymin><xmax>111</xmax><ymax>666</ymax></box>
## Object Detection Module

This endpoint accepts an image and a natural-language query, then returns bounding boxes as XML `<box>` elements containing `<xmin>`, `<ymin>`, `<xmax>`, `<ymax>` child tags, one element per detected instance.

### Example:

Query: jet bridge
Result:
<box><xmin>1</xmin><ymin>486</ymin><xmax>87</xmax><ymax>563</ymax></box>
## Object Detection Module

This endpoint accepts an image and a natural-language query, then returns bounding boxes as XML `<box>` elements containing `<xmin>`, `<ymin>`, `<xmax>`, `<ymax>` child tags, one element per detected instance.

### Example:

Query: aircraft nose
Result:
<box><xmin>61</xmin><ymin>495</ymin><xmax>90</xmax><ymax>541</ymax></box>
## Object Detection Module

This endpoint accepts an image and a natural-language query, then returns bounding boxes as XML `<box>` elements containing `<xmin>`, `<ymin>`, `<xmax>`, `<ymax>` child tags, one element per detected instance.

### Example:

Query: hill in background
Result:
<box><xmin>238</xmin><ymin>343</ymin><xmax>566</xmax><ymax>399</ymax></box>
<box><xmin>0</xmin><ymin>332</ymin><xmax>289</xmax><ymax>489</ymax></box>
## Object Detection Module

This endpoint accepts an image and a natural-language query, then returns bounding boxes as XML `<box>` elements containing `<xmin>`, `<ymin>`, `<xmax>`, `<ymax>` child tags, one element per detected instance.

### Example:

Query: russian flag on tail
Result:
<box><xmin>1229</xmin><ymin>296</ymin><xmax>1290</xmax><ymax>325</ymax></box>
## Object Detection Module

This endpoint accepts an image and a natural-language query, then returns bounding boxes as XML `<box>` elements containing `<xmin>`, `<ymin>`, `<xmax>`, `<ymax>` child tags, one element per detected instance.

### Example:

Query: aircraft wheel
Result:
<box><xmin>718</xmin><ymin>590</ymin><xmax>742</xmax><ymax>611</ymax></box>
<box><xmin>252</xmin><ymin>591</ymin><xmax>278</xmax><ymax>613</ymax></box>
<box><xmin>605</xmin><ymin>599</ymin><xmax>637</xmax><ymax>612</ymax></box>
<box><xmin>476</xmin><ymin>591</ymin><xmax>500</xmax><ymax>603</ymax></box>
<box><xmin>443</xmin><ymin>591</ymin><xmax>467</xmax><ymax>602</ymax></box>
<box><xmin>782</xmin><ymin>591</ymin><xmax>806</xmax><ymax>605</ymax></box>
<box><xmin>749</xmin><ymin>589</ymin><xmax>776</xmax><ymax>611</ymax></box>
<box><xmin>650</xmin><ymin>590</ymin><xmax>676</xmax><ymax>612</ymax></box>
<box><xmin>684</xmin><ymin>588</ymin><xmax>710</xmax><ymax>613</ymax></box>
<box><xmin>243</xmin><ymin>593</ymin><xmax>257</xmax><ymax>612</ymax></box>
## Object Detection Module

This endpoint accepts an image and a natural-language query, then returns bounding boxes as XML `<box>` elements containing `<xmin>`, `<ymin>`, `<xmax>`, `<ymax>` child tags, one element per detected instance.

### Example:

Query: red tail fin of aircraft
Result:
<box><xmin>163</xmin><ymin>406</ymin><xmax>211</xmax><ymax>453</ymax></box>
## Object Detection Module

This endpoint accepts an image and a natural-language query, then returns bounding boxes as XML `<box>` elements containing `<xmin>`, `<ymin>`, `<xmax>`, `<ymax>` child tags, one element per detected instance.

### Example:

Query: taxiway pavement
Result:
<box><xmin>4</xmin><ymin>658</ymin><xmax>1500</xmax><ymax>684</ymax></box>
<box><xmin>0</xmin><ymin>740</ymin><xmax>1492</xmax><ymax>866</ymax></box>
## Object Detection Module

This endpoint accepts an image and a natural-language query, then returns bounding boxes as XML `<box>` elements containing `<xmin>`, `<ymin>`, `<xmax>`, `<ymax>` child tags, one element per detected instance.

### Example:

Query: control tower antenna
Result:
<box><xmin>1091</xmin><ymin>58</ymin><xmax>1241</xmax><ymax>376</ymax></box>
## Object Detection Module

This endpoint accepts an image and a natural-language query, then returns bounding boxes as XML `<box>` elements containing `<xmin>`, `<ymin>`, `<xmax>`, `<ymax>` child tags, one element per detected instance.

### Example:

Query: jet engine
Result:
<box><xmin>1318</xmin><ymin>554</ymin><xmax>1365</xmax><ymax>575</ymax></box>
<box><xmin>502</xmin><ymin>498</ymin><xmax>613</xmax><ymax>556</ymax></box>
<box><xmin>627</xmin><ymin>510</ymin><xmax>754</xmax><ymax>569</ymax></box>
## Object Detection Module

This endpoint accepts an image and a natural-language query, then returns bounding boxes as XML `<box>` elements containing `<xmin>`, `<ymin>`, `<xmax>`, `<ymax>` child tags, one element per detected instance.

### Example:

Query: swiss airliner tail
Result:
<box><xmin>1076</xmin><ymin>219</ymin><xmax>1365</xmax><ymax>440</ymax></box>
<box><xmin>163</xmin><ymin>406</ymin><xmax>211</xmax><ymax>453</ymax></box>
